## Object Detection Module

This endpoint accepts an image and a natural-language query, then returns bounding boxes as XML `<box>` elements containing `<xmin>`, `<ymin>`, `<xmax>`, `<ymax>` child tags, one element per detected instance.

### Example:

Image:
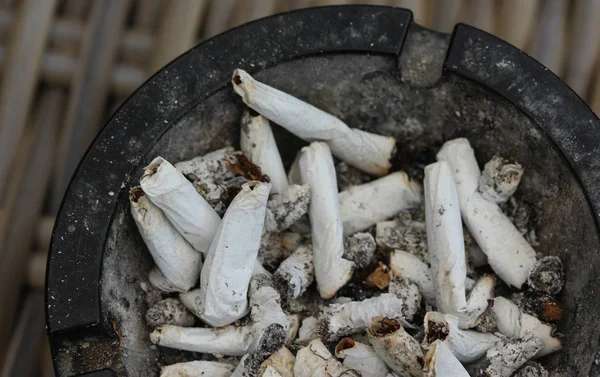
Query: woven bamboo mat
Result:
<box><xmin>0</xmin><ymin>0</ymin><xmax>598</xmax><ymax>376</ymax></box>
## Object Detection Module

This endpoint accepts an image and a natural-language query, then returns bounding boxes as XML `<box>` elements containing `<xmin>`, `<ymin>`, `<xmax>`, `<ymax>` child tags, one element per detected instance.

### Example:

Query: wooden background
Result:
<box><xmin>0</xmin><ymin>0</ymin><xmax>594</xmax><ymax>376</ymax></box>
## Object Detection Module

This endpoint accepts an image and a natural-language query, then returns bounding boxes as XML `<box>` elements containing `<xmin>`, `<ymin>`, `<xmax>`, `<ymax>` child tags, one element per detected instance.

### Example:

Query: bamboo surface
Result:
<box><xmin>1</xmin><ymin>0</ymin><xmax>600</xmax><ymax>376</ymax></box>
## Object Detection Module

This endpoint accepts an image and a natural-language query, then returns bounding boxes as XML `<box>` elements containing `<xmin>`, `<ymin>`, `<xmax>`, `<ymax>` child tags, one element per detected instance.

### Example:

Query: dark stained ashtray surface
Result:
<box><xmin>46</xmin><ymin>6</ymin><xmax>600</xmax><ymax>377</ymax></box>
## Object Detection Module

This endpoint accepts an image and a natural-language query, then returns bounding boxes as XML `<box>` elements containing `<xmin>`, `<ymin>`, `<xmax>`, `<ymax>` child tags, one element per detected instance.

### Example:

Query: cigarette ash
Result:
<box><xmin>120</xmin><ymin>68</ymin><xmax>570</xmax><ymax>377</ymax></box>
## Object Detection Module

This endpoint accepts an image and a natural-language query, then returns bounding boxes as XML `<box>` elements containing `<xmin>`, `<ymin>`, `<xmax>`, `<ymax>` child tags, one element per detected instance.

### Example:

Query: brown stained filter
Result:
<box><xmin>365</xmin><ymin>262</ymin><xmax>391</xmax><ymax>290</ymax></box>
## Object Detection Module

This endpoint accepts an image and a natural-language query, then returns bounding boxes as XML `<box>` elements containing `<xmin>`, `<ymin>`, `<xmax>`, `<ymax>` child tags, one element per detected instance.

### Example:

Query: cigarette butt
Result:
<box><xmin>148</xmin><ymin>266</ymin><xmax>187</xmax><ymax>293</ymax></box>
<box><xmin>339</xmin><ymin>172</ymin><xmax>422</xmax><ymax>236</ymax></box>
<box><xmin>296</xmin><ymin>316</ymin><xmax>318</xmax><ymax>345</ymax></box>
<box><xmin>423</xmin><ymin>312</ymin><xmax>499</xmax><ymax>363</ymax></box>
<box><xmin>130</xmin><ymin>187</ymin><xmax>202</xmax><ymax>292</ymax></box>
<box><xmin>141</xmin><ymin>157</ymin><xmax>221</xmax><ymax>254</ymax></box>
<box><xmin>274</xmin><ymin>245</ymin><xmax>314</xmax><ymax>300</ymax></box>
<box><xmin>376</xmin><ymin>219</ymin><xmax>428</xmax><ymax>262</ymax></box>
<box><xmin>437</xmin><ymin>138</ymin><xmax>537</xmax><ymax>289</ymax></box>
<box><xmin>264</xmin><ymin>184</ymin><xmax>311</xmax><ymax>233</ymax></box>
<box><xmin>367</xmin><ymin>317</ymin><xmax>424</xmax><ymax>377</ymax></box>
<box><xmin>424</xmin><ymin>161</ymin><xmax>469</xmax><ymax>321</ymax></box>
<box><xmin>285</xmin><ymin>314</ymin><xmax>300</xmax><ymax>346</ymax></box>
<box><xmin>491</xmin><ymin>297</ymin><xmax>562</xmax><ymax>358</ymax></box>
<box><xmin>294</xmin><ymin>339</ymin><xmax>359</xmax><ymax>377</ymax></box>
<box><xmin>186</xmin><ymin>182</ymin><xmax>271</xmax><ymax>327</ymax></box>
<box><xmin>146</xmin><ymin>298</ymin><xmax>195</xmax><ymax>328</ymax></box>
<box><xmin>160</xmin><ymin>360</ymin><xmax>235</xmax><ymax>377</ymax></box>
<box><xmin>262</xmin><ymin>366</ymin><xmax>283</xmax><ymax>377</ymax></box>
<box><xmin>232</xmin><ymin>69</ymin><xmax>396</xmax><ymax>176</ymax></box>
<box><xmin>513</xmin><ymin>361</ymin><xmax>549</xmax><ymax>377</ymax></box>
<box><xmin>478</xmin><ymin>156</ymin><xmax>524</xmax><ymax>204</ymax></box>
<box><xmin>388</xmin><ymin>276</ymin><xmax>421</xmax><ymax>321</ymax></box>
<box><xmin>343</xmin><ymin>232</ymin><xmax>376</xmax><ymax>269</ymax></box>
<box><xmin>260</xmin><ymin>347</ymin><xmax>295</xmax><ymax>377</ymax></box>
<box><xmin>365</xmin><ymin>262</ymin><xmax>391</xmax><ymax>290</ymax></box>
<box><xmin>424</xmin><ymin>340</ymin><xmax>470</xmax><ymax>377</ymax></box>
<box><xmin>389</xmin><ymin>250</ymin><xmax>435</xmax><ymax>306</ymax></box>
<box><xmin>150</xmin><ymin>324</ymin><xmax>254</xmax><ymax>356</ymax></box>
<box><xmin>335</xmin><ymin>338</ymin><xmax>390</xmax><ymax>377</ymax></box>
<box><xmin>241</xmin><ymin>110</ymin><xmax>289</xmax><ymax>195</ymax></box>
<box><xmin>527</xmin><ymin>256</ymin><xmax>564</xmax><ymax>295</ymax></box>
<box><xmin>474</xmin><ymin>335</ymin><xmax>543</xmax><ymax>377</ymax></box>
<box><xmin>317</xmin><ymin>294</ymin><xmax>405</xmax><ymax>342</ymax></box>
<box><xmin>299</xmin><ymin>142</ymin><xmax>354</xmax><ymax>298</ymax></box>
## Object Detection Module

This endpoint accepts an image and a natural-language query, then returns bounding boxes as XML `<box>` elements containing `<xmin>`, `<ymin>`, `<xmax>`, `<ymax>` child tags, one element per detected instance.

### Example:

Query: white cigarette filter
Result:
<box><xmin>274</xmin><ymin>245</ymin><xmax>314</xmax><ymax>300</ymax></box>
<box><xmin>140</xmin><ymin>157</ymin><xmax>221</xmax><ymax>253</ymax></box>
<box><xmin>232</xmin><ymin>69</ymin><xmax>396</xmax><ymax>176</ymax></box>
<box><xmin>339</xmin><ymin>172</ymin><xmax>422</xmax><ymax>236</ymax></box>
<box><xmin>423</xmin><ymin>312</ymin><xmax>499</xmax><ymax>363</ymax></box>
<box><xmin>476</xmin><ymin>335</ymin><xmax>543</xmax><ymax>377</ymax></box>
<box><xmin>479</xmin><ymin>155</ymin><xmax>524</xmax><ymax>204</ymax></box>
<box><xmin>299</xmin><ymin>142</ymin><xmax>354</xmax><ymax>298</ymax></box>
<box><xmin>130</xmin><ymin>187</ymin><xmax>202</xmax><ymax>292</ymax></box>
<box><xmin>389</xmin><ymin>250</ymin><xmax>436</xmax><ymax>306</ymax></box>
<box><xmin>149</xmin><ymin>324</ymin><xmax>254</xmax><ymax>356</ymax></box>
<box><xmin>437</xmin><ymin>138</ymin><xmax>537</xmax><ymax>289</ymax></box>
<box><xmin>241</xmin><ymin>110</ymin><xmax>289</xmax><ymax>195</ymax></box>
<box><xmin>294</xmin><ymin>339</ymin><xmax>360</xmax><ymax>377</ymax></box>
<box><xmin>317</xmin><ymin>294</ymin><xmax>406</xmax><ymax>342</ymax></box>
<box><xmin>264</xmin><ymin>183</ymin><xmax>311</xmax><ymax>233</ymax></box>
<box><xmin>185</xmin><ymin>181</ymin><xmax>271</xmax><ymax>327</ymax></box>
<box><xmin>335</xmin><ymin>338</ymin><xmax>390</xmax><ymax>377</ymax></box>
<box><xmin>248</xmin><ymin>264</ymin><xmax>289</xmax><ymax>353</ymax></box>
<box><xmin>423</xmin><ymin>340</ymin><xmax>470</xmax><ymax>377</ymax></box>
<box><xmin>491</xmin><ymin>297</ymin><xmax>562</xmax><ymax>358</ymax></box>
<box><xmin>160</xmin><ymin>360</ymin><xmax>234</xmax><ymax>377</ymax></box>
<box><xmin>424</xmin><ymin>161</ymin><xmax>468</xmax><ymax>318</ymax></box>
<box><xmin>260</xmin><ymin>347</ymin><xmax>295</xmax><ymax>377</ymax></box>
<box><xmin>148</xmin><ymin>266</ymin><xmax>187</xmax><ymax>293</ymax></box>
<box><xmin>367</xmin><ymin>317</ymin><xmax>424</xmax><ymax>377</ymax></box>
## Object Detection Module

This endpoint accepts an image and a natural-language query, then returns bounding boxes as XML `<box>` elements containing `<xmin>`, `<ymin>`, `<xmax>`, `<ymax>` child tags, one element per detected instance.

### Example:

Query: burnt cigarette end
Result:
<box><xmin>335</xmin><ymin>337</ymin><xmax>356</xmax><ymax>355</ymax></box>
<box><xmin>343</xmin><ymin>232</ymin><xmax>376</xmax><ymax>269</ymax></box>
<box><xmin>369</xmin><ymin>317</ymin><xmax>401</xmax><ymax>337</ymax></box>
<box><xmin>129</xmin><ymin>186</ymin><xmax>145</xmax><ymax>202</ymax></box>
<box><xmin>521</xmin><ymin>293</ymin><xmax>564</xmax><ymax>323</ymax></box>
<box><xmin>426</xmin><ymin>320</ymin><xmax>449</xmax><ymax>343</ymax></box>
<box><xmin>227</xmin><ymin>153</ymin><xmax>271</xmax><ymax>183</ymax></box>
<box><xmin>256</xmin><ymin>323</ymin><xmax>287</xmax><ymax>354</ymax></box>
<box><xmin>527</xmin><ymin>256</ymin><xmax>565</xmax><ymax>295</ymax></box>
<box><xmin>475</xmin><ymin>309</ymin><xmax>498</xmax><ymax>333</ymax></box>
<box><xmin>145</xmin><ymin>298</ymin><xmax>195</xmax><ymax>328</ymax></box>
<box><xmin>233</xmin><ymin>73</ymin><xmax>242</xmax><ymax>85</ymax></box>
<box><xmin>365</xmin><ymin>262</ymin><xmax>390</xmax><ymax>289</ymax></box>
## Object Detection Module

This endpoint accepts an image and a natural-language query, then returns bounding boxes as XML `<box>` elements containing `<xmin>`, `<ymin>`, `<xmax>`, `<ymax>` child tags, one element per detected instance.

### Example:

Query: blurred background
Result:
<box><xmin>0</xmin><ymin>0</ymin><xmax>596</xmax><ymax>375</ymax></box>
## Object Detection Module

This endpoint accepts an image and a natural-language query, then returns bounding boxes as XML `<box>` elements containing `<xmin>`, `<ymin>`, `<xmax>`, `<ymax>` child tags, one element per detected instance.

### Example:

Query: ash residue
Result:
<box><xmin>528</xmin><ymin>256</ymin><xmax>565</xmax><ymax>295</ymax></box>
<box><xmin>343</xmin><ymin>232</ymin><xmax>376</xmax><ymax>269</ymax></box>
<box><xmin>500</xmin><ymin>197</ymin><xmax>539</xmax><ymax>246</ymax></box>
<box><xmin>146</xmin><ymin>298</ymin><xmax>195</xmax><ymax>328</ymax></box>
<box><xmin>514</xmin><ymin>361</ymin><xmax>549</xmax><ymax>377</ymax></box>
<box><xmin>264</xmin><ymin>184</ymin><xmax>311</xmax><ymax>233</ymax></box>
<box><xmin>476</xmin><ymin>308</ymin><xmax>498</xmax><ymax>333</ymax></box>
<box><xmin>375</xmin><ymin>218</ymin><xmax>428</xmax><ymax>262</ymax></box>
<box><xmin>336</xmin><ymin>161</ymin><xmax>372</xmax><ymax>191</ymax></box>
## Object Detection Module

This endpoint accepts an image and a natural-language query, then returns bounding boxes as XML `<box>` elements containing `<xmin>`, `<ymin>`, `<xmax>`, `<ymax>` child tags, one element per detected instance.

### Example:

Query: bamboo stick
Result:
<box><xmin>149</xmin><ymin>0</ymin><xmax>208</xmax><ymax>74</ymax></box>
<box><xmin>431</xmin><ymin>0</ymin><xmax>465</xmax><ymax>33</ymax></box>
<box><xmin>0</xmin><ymin>89</ymin><xmax>64</xmax><ymax>364</ymax></box>
<box><xmin>469</xmin><ymin>0</ymin><xmax>495</xmax><ymax>34</ymax></box>
<box><xmin>564</xmin><ymin>0</ymin><xmax>600</xmax><ymax>98</ymax></box>
<box><xmin>0</xmin><ymin>10</ymin><xmax>154</xmax><ymax>63</ymax></box>
<box><xmin>133</xmin><ymin>0</ymin><xmax>162</xmax><ymax>31</ymax></box>
<box><xmin>52</xmin><ymin>0</ymin><xmax>132</xmax><ymax>212</ymax></box>
<box><xmin>529</xmin><ymin>0</ymin><xmax>567</xmax><ymax>76</ymax></box>
<box><xmin>0</xmin><ymin>290</ymin><xmax>46</xmax><ymax>377</ymax></box>
<box><xmin>496</xmin><ymin>0</ymin><xmax>539</xmax><ymax>51</ymax></box>
<box><xmin>203</xmin><ymin>0</ymin><xmax>237</xmax><ymax>39</ymax></box>
<box><xmin>0</xmin><ymin>0</ymin><xmax>58</xmax><ymax>205</ymax></box>
<box><xmin>36</xmin><ymin>216</ymin><xmax>55</xmax><ymax>250</ymax></box>
<box><xmin>26</xmin><ymin>250</ymin><xmax>47</xmax><ymax>290</ymax></box>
